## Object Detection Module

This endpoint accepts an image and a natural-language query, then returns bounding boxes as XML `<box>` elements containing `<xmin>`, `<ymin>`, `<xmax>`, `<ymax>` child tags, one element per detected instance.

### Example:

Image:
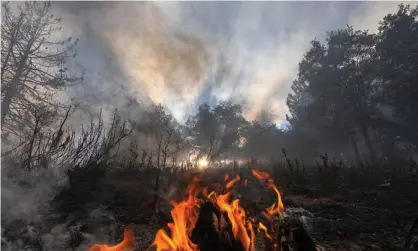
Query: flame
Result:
<box><xmin>211</xmin><ymin>192</ymin><xmax>251</xmax><ymax>251</ymax></box>
<box><xmin>251</xmin><ymin>169</ymin><xmax>284</xmax><ymax>218</ymax></box>
<box><xmin>88</xmin><ymin>227</ymin><xmax>135</xmax><ymax>251</ymax></box>
<box><xmin>251</xmin><ymin>169</ymin><xmax>270</xmax><ymax>180</ymax></box>
<box><xmin>265</xmin><ymin>180</ymin><xmax>284</xmax><ymax>217</ymax></box>
<box><xmin>257</xmin><ymin>222</ymin><xmax>272</xmax><ymax>240</ymax></box>
<box><xmin>152</xmin><ymin>173</ymin><xmax>256</xmax><ymax>251</ymax></box>
<box><xmin>225</xmin><ymin>174</ymin><xmax>240</xmax><ymax>189</ymax></box>
<box><xmin>152</xmin><ymin>182</ymin><xmax>201</xmax><ymax>251</ymax></box>
<box><xmin>224</xmin><ymin>173</ymin><xmax>229</xmax><ymax>182</ymax></box>
<box><xmin>247</xmin><ymin>221</ymin><xmax>256</xmax><ymax>251</ymax></box>
<box><xmin>90</xmin><ymin>169</ymin><xmax>286</xmax><ymax>251</ymax></box>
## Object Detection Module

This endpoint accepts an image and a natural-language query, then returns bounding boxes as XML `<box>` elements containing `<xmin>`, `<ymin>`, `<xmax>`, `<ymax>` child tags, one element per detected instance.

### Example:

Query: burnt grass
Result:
<box><xmin>201</xmin><ymin>164</ymin><xmax>418</xmax><ymax>251</ymax></box>
<box><xmin>5</xmin><ymin>160</ymin><xmax>417</xmax><ymax>251</ymax></box>
<box><xmin>279</xmin><ymin>167</ymin><xmax>418</xmax><ymax>251</ymax></box>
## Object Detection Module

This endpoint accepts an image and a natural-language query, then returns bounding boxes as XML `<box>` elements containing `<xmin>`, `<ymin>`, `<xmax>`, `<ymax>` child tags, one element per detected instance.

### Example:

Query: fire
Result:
<box><xmin>257</xmin><ymin>222</ymin><xmax>272</xmax><ymax>240</ymax></box>
<box><xmin>251</xmin><ymin>169</ymin><xmax>284</xmax><ymax>219</ymax></box>
<box><xmin>208</xmin><ymin>191</ymin><xmax>251</xmax><ymax>251</ymax></box>
<box><xmin>88</xmin><ymin>169</ymin><xmax>285</xmax><ymax>251</ymax></box>
<box><xmin>225</xmin><ymin>174</ymin><xmax>241</xmax><ymax>189</ymax></box>
<box><xmin>152</xmin><ymin>182</ymin><xmax>200</xmax><ymax>251</ymax></box>
<box><xmin>88</xmin><ymin>226</ymin><xmax>135</xmax><ymax>251</ymax></box>
<box><xmin>224</xmin><ymin>173</ymin><xmax>229</xmax><ymax>182</ymax></box>
<box><xmin>251</xmin><ymin>169</ymin><xmax>270</xmax><ymax>180</ymax></box>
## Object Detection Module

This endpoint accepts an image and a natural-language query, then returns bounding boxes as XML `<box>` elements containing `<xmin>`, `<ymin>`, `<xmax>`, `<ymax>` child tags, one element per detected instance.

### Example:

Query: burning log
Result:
<box><xmin>190</xmin><ymin>201</ymin><xmax>245</xmax><ymax>251</ymax></box>
<box><xmin>88</xmin><ymin>169</ymin><xmax>320</xmax><ymax>251</ymax></box>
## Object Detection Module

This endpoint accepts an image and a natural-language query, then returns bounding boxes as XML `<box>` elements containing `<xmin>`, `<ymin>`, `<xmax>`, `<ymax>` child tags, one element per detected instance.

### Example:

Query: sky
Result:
<box><xmin>51</xmin><ymin>1</ymin><xmax>404</xmax><ymax>126</ymax></box>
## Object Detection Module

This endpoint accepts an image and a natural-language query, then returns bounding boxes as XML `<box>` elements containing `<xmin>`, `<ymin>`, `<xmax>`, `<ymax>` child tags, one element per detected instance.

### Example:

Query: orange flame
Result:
<box><xmin>257</xmin><ymin>222</ymin><xmax>272</xmax><ymax>240</ymax></box>
<box><xmin>90</xmin><ymin>169</ymin><xmax>286</xmax><ymax>251</ymax></box>
<box><xmin>88</xmin><ymin>227</ymin><xmax>135</xmax><ymax>251</ymax></box>
<box><xmin>247</xmin><ymin>221</ymin><xmax>256</xmax><ymax>251</ymax></box>
<box><xmin>224</xmin><ymin>173</ymin><xmax>229</xmax><ymax>182</ymax></box>
<box><xmin>251</xmin><ymin>169</ymin><xmax>270</xmax><ymax>180</ymax></box>
<box><xmin>151</xmin><ymin>180</ymin><xmax>201</xmax><ymax>251</ymax></box>
<box><xmin>152</xmin><ymin>173</ymin><xmax>258</xmax><ymax>251</ymax></box>
<box><xmin>251</xmin><ymin>169</ymin><xmax>284</xmax><ymax>218</ymax></box>
<box><xmin>211</xmin><ymin>191</ymin><xmax>251</xmax><ymax>251</ymax></box>
<box><xmin>225</xmin><ymin>174</ymin><xmax>240</xmax><ymax>189</ymax></box>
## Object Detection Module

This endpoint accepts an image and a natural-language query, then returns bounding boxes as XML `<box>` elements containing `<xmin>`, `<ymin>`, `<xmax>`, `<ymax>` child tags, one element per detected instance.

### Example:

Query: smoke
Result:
<box><xmin>1</xmin><ymin>163</ymin><xmax>67</xmax><ymax>250</ymax></box>
<box><xmin>51</xmin><ymin>2</ymin><xmax>211</xmax><ymax>124</ymax></box>
<box><xmin>50</xmin><ymin>2</ymin><xmax>402</xmax><ymax>126</ymax></box>
<box><xmin>1</xmin><ymin>164</ymin><xmax>66</xmax><ymax>223</ymax></box>
<box><xmin>1</xmin><ymin>163</ymin><xmax>123</xmax><ymax>251</ymax></box>
<box><xmin>2</xmin><ymin>3</ymin><xmax>408</xmax><ymax>250</ymax></box>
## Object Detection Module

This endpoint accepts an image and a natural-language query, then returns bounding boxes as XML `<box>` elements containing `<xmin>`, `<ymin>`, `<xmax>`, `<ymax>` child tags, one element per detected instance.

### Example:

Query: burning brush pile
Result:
<box><xmin>88</xmin><ymin>170</ymin><xmax>319</xmax><ymax>251</ymax></box>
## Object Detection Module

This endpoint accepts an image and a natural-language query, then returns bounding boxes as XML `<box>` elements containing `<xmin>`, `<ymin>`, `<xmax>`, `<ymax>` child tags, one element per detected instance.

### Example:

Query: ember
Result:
<box><xmin>88</xmin><ymin>169</ymin><xmax>318</xmax><ymax>251</ymax></box>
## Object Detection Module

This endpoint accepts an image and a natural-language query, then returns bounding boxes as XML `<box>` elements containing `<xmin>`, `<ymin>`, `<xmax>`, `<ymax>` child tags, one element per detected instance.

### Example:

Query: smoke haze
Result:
<box><xmin>51</xmin><ymin>2</ymin><xmax>402</xmax><ymax>125</ymax></box>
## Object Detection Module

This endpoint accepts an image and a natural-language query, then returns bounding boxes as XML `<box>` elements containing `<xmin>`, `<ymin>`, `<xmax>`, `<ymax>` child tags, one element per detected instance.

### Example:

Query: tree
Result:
<box><xmin>241</xmin><ymin>121</ymin><xmax>285</xmax><ymax>161</ymax></box>
<box><xmin>138</xmin><ymin>104</ymin><xmax>182</xmax><ymax>169</ymax></box>
<box><xmin>286</xmin><ymin>40</ymin><xmax>324</xmax><ymax>123</ymax></box>
<box><xmin>186</xmin><ymin>103</ymin><xmax>218</xmax><ymax>160</ymax></box>
<box><xmin>288</xmin><ymin>26</ymin><xmax>380</xmax><ymax>162</ymax></box>
<box><xmin>186</xmin><ymin>101</ymin><xmax>247</xmax><ymax>162</ymax></box>
<box><xmin>1</xmin><ymin>2</ymin><xmax>83</xmax><ymax>139</ymax></box>
<box><xmin>212</xmin><ymin>101</ymin><xmax>248</xmax><ymax>158</ymax></box>
<box><xmin>375</xmin><ymin>4</ymin><xmax>418</xmax><ymax>146</ymax></box>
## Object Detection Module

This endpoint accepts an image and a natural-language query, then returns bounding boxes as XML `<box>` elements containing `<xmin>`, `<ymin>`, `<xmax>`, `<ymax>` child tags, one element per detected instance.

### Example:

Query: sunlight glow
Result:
<box><xmin>196</xmin><ymin>157</ymin><xmax>209</xmax><ymax>169</ymax></box>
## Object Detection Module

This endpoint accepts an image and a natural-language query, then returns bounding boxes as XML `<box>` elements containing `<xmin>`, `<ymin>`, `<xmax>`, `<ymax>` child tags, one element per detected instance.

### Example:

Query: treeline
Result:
<box><xmin>286</xmin><ymin>4</ymin><xmax>418</xmax><ymax>164</ymax></box>
<box><xmin>1</xmin><ymin>2</ymin><xmax>417</xmax><ymax>171</ymax></box>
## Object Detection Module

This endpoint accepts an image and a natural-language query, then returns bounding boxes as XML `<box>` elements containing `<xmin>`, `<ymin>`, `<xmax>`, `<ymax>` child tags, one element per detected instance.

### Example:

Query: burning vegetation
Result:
<box><xmin>1</xmin><ymin>2</ymin><xmax>418</xmax><ymax>251</ymax></box>
<box><xmin>88</xmin><ymin>169</ymin><xmax>319</xmax><ymax>251</ymax></box>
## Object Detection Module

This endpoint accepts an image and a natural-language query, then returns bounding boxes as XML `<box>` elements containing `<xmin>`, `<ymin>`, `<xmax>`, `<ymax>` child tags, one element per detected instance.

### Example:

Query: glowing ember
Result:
<box><xmin>88</xmin><ymin>227</ymin><xmax>135</xmax><ymax>251</ymax></box>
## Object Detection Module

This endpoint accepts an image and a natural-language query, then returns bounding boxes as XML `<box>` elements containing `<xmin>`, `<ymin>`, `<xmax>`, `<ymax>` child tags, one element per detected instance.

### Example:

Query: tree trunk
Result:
<box><xmin>1</xmin><ymin>12</ymin><xmax>42</xmax><ymax>126</ymax></box>
<box><xmin>360</xmin><ymin>123</ymin><xmax>377</xmax><ymax>162</ymax></box>
<box><xmin>350</xmin><ymin>133</ymin><xmax>361</xmax><ymax>165</ymax></box>
<box><xmin>156</xmin><ymin>135</ymin><xmax>163</xmax><ymax>169</ymax></box>
<box><xmin>1</xmin><ymin>12</ymin><xmax>25</xmax><ymax>80</ymax></box>
<box><xmin>1</xmin><ymin>69</ymin><xmax>23</xmax><ymax>125</ymax></box>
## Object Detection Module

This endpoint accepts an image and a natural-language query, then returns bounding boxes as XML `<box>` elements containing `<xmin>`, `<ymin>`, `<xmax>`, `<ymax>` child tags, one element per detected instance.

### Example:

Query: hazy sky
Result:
<box><xmin>52</xmin><ymin>1</ymin><xmax>404</xmax><ymax>126</ymax></box>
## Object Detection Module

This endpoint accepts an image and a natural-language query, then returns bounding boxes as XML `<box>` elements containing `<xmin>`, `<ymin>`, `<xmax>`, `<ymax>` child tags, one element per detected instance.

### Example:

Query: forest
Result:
<box><xmin>1</xmin><ymin>2</ymin><xmax>418</xmax><ymax>251</ymax></box>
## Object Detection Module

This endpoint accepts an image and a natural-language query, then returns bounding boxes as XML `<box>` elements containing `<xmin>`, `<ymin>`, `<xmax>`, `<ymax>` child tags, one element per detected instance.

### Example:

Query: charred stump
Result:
<box><xmin>170</xmin><ymin>200</ymin><xmax>319</xmax><ymax>251</ymax></box>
